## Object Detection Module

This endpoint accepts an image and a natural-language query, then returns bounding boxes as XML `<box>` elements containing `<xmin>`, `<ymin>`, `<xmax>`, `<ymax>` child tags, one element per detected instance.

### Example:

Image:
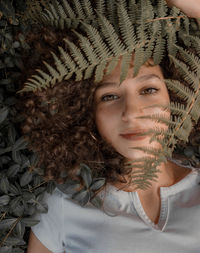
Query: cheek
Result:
<box><xmin>95</xmin><ymin>106</ymin><xmax>118</xmax><ymax>140</ymax></box>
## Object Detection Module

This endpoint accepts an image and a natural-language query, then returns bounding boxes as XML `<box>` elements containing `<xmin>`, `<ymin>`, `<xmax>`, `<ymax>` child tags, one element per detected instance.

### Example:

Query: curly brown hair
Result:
<box><xmin>16</xmin><ymin>25</ymin><xmax>200</xmax><ymax>185</ymax></box>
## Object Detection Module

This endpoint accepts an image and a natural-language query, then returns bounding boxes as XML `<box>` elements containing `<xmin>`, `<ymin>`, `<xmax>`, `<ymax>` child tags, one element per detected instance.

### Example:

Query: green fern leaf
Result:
<box><xmin>176</xmin><ymin>46</ymin><xmax>200</xmax><ymax>75</ymax></box>
<box><xmin>73</xmin><ymin>30</ymin><xmax>100</xmax><ymax>64</ymax></box>
<box><xmin>80</xmin><ymin>22</ymin><xmax>112</xmax><ymax>59</ymax></box>
<box><xmin>96</xmin><ymin>0</ymin><xmax>106</xmax><ymax>15</ymax></box>
<box><xmin>190</xmin><ymin>97</ymin><xmax>200</xmax><ymax>124</ymax></box>
<box><xmin>152</xmin><ymin>22</ymin><xmax>165</xmax><ymax>65</ymax></box>
<box><xmin>73</xmin><ymin>0</ymin><xmax>85</xmax><ymax>19</ymax></box>
<box><xmin>106</xmin><ymin>0</ymin><xmax>118</xmax><ymax>30</ymax></box>
<box><xmin>133</xmin><ymin>46</ymin><xmax>145</xmax><ymax>76</ymax></box>
<box><xmin>94</xmin><ymin>61</ymin><xmax>107</xmax><ymax>83</ymax></box>
<box><xmin>117</xmin><ymin>3</ymin><xmax>136</xmax><ymax>51</ymax></box>
<box><xmin>43</xmin><ymin>61</ymin><xmax>60</xmax><ymax>82</ymax></box>
<box><xmin>105</xmin><ymin>56</ymin><xmax>119</xmax><ymax>76</ymax></box>
<box><xmin>157</xmin><ymin>0</ymin><xmax>168</xmax><ymax>17</ymax></box>
<box><xmin>127</xmin><ymin>0</ymin><xmax>137</xmax><ymax>24</ymax></box>
<box><xmin>60</xmin><ymin>0</ymin><xmax>76</xmax><ymax>18</ymax></box>
<box><xmin>120</xmin><ymin>53</ymin><xmax>132</xmax><ymax>83</ymax></box>
<box><xmin>97</xmin><ymin>13</ymin><xmax>125</xmax><ymax>55</ymax></box>
<box><xmin>64</xmin><ymin>39</ymin><xmax>88</xmax><ymax>69</ymax></box>
<box><xmin>81</xmin><ymin>0</ymin><xmax>94</xmax><ymax>17</ymax></box>
<box><xmin>84</xmin><ymin>65</ymin><xmax>96</xmax><ymax>79</ymax></box>
<box><xmin>58</xmin><ymin>46</ymin><xmax>76</xmax><ymax>72</ymax></box>
<box><xmin>165</xmin><ymin>79</ymin><xmax>194</xmax><ymax>103</ymax></box>
<box><xmin>169</xmin><ymin>56</ymin><xmax>199</xmax><ymax>89</ymax></box>
<box><xmin>50</xmin><ymin>52</ymin><xmax>68</xmax><ymax>79</ymax></box>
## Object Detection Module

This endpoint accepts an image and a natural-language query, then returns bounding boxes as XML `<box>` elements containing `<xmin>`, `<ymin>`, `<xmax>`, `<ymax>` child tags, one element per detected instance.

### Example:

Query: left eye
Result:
<box><xmin>141</xmin><ymin>88</ymin><xmax>159</xmax><ymax>95</ymax></box>
<box><xmin>101</xmin><ymin>94</ymin><xmax>119</xmax><ymax>101</ymax></box>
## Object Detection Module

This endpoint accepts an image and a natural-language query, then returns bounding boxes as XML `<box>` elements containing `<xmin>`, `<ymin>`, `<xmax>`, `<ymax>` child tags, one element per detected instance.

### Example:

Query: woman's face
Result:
<box><xmin>94</xmin><ymin>58</ymin><xmax>170</xmax><ymax>161</ymax></box>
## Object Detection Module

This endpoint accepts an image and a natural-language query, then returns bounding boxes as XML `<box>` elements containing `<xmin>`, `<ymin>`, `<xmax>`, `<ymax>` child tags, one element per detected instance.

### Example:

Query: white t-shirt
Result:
<box><xmin>31</xmin><ymin>164</ymin><xmax>200</xmax><ymax>253</ymax></box>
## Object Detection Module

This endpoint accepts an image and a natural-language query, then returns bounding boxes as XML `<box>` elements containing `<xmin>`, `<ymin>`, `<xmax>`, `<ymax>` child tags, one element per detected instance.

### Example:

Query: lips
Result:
<box><xmin>120</xmin><ymin>129</ymin><xmax>148</xmax><ymax>141</ymax></box>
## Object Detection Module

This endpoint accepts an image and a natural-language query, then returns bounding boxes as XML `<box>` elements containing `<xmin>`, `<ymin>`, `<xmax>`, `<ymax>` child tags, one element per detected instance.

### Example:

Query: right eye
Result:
<box><xmin>101</xmin><ymin>94</ymin><xmax>119</xmax><ymax>101</ymax></box>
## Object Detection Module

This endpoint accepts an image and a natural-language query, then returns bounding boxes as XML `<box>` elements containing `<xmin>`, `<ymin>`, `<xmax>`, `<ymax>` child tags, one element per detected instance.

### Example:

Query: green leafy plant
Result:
<box><xmin>0</xmin><ymin>0</ymin><xmax>200</xmax><ymax>252</ymax></box>
<box><xmin>16</xmin><ymin>0</ymin><xmax>200</xmax><ymax>189</ymax></box>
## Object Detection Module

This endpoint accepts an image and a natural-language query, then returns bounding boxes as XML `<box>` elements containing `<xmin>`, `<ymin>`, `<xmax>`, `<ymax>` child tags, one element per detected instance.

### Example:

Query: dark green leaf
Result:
<box><xmin>0</xmin><ymin>107</ymin><xmax>9</xmax><ymax>124</ymax></box>
<box><xmin>36</xmin><ymin>201</ymin><xmax>48</xmax><ymax>213</ymax></box>
<box><xmin>12</xmin><ymin>204</ymin><xmax>24</xmax><ymax>217</ymax></box>
<box><xmin>12</xmin><ymin>150</ymin><xmax>22</xmax><ymax>164</ymax></box>
<box><xmin>8</xmin><ymin>124</ymin><xmax>17</xmax><ymax>144</ymax></box>
<box><xmin>15</xmin><ymin>221</ymin><xmax>25</xmax><ymax>238</ymax></box>
<box><xmin>80</xmin><ymin>163</ymin><xmax>92</xmax><ymax>188</ymax></box>
<box><xmin>13</xmin><ymin>136</ymin><xmax>28</xmax><ymax>151</ymax></box>
<box><xmin>10</xmin><ymin>196</ymin><xmax>21</xmax><ymax>210</ymax></box>
<box><xmin>7</xmin><ymin>164</ymin><xmax>20</xmax><ymax>177</ymax></box>
<box><xmin>0</xmin><ymin>246</ymin><xmax>12</xmax><ymax>253</ymax></box>
<box><xmin>9</xmin><ymin>184</ymin><xmax>19</xmax><ymax>195</ymax></box>
<box><xmin>0</xmin><ymin>218</ymin><xmax>17</xmax><ymax>230</ymax></box>
<box><xmin>57</xmin><ymin>180</ymin><xmax>80</xmax><ymax>194</ymax></box>
<box><xmin>20</xmin><ymin>171</ymin><xmax>33</xmax><ymax>187</ymax></box>
<box><xmin>0</xmin><ymin>177</ymin><xmax>9</xmax><ymax>194</ymax></box>
<box><xmin>30</xmin><ymin>152</ymin><xmax>40</xmax><ymax>167</ymax></box>
<box><xmin>72</xmin><ymin>189</ymin><xmax>90</xmax><ymax>206</ymax></box>
<box><xmin>90</xmin><ymin>178</ymin><xmax>105</xmax><ymax>191</ymax></box>
<box><xmin>0</xmin><ymin>195</ymin><xmax>10</xmax><ymax>206</ymax></box>
<box><xmin>90</xmin><ymin>196</ymin><xmax>103</xmax><ymax>208</ymax></box>
<box><xmin>4</xmin><ymin>236</ymin><xmax>25</xmax><ymax>246</ymax></box>
<box><xmin>46</xmin><ymin>180</ymin><xmax>56</xmax><ymax>194</ymax></box>
<box><xmin>21</xmin><ymin>218</ymin><xmax>40</xmax><ymax>227</ymax></box>
<box><xmin>22</xmin><ymin>192</ymin><xmax>35</xmax><ymax>202</ymax></box>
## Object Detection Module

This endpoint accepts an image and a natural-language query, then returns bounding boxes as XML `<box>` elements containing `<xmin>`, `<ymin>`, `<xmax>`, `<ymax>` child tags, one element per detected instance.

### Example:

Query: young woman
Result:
<box><xmin>16</xmin><ymin>0</ymin><xmax>200</xmax><ymax>252</ymax></box>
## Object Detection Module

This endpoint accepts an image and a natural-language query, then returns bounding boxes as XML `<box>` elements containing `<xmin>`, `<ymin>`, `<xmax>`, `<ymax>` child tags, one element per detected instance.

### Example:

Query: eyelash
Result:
<box><xmin>101</xmin><ymin>87</ymin><xmax>159</xmax><ymax>101</ymax></box>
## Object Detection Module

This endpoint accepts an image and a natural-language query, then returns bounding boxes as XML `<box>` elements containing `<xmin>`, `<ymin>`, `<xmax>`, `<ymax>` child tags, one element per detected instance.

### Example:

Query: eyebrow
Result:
<box><xmin>96</xmin><ymin>74</ymin><xmax>161</xmax><ymax>90</ymax></box>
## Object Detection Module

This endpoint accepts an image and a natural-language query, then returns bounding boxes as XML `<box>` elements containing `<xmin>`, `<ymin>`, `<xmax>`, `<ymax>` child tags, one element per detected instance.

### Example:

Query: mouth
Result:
<box><xmin>120</xmin><ymin>129</ymin><xmax>148</xmax><ymax>141</ymax></box>
<box><xmin>120</xmin><ymin>134</ymin><xmax>148</xmax><ymax>141</ymax></box>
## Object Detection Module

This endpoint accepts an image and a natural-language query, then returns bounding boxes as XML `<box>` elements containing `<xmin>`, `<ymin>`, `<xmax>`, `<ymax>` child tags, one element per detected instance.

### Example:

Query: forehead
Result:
<box><xmin>100</xmin><ymin>58</ymin><xmax>164</xmax><ymax>86</ymax></box>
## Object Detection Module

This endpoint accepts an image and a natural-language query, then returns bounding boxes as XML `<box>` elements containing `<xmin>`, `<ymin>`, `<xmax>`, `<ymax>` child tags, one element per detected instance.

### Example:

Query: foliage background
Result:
<box><xmin>0</xmin><ymin>0</ymin><xmax>200</xmax><ymax>252</ymax></box>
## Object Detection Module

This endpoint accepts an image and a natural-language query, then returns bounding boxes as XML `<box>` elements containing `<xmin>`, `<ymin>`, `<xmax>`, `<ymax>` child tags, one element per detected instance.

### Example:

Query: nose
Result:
<box><xmin>121</xmin><ymin>94</ymin><xmax>144</xmax><ymax>122</ymax></box>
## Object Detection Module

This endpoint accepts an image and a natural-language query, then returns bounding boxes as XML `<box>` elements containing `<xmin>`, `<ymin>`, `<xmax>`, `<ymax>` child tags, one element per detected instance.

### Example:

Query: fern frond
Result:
<box><xmin>94</xmin><ymin>61</ymin><xmax>108</xmax><ymax>83</ymax></box>
<box><xmin>49</xmin><ymin>3</ymin><xmax>60</xmax><ymax>20</ymax></box>
<box><xmin>96</xmin><ymin>0</ymin><xmax>106</xmax><ymax>15</ymax></box>
<box><xmin>117</xmin><ymin>3</ymin><xmax>136</xmax><ymax>51</ymax></box>
<box><xmin>97</xmin><ymin>13</ymin><xmax>125</xmax><ymax>55</ymax></box>
<box><xmin>73</xmin><ymin>0</ymin><xmax>85</xmax><ymax>19</ymax></box>
<box><xmin>58</xmin><ymin>46</ymin><xmax>76</xmax><ymax>72</ymax></box>
<box><xmin>84</xmin><ymin>65</ymin><xmax>96</xmax><ymax>79</ymax></box>
<box><xmin>190</xmin><ymin>95</ymin><xmax>200</xmax><ymax>124</ymax></box>
<box><xmin>166</xmin><ymin>20</ymin><xmax>177</xmax><ymax>56</ymax></box>
<box><xmin>60</xmin><ymin>0</ymin><xmax>76</xmax><ymax>18</ymax></box>
<box><xmin>152</xmin><ymin>21</ymin><xmax>165</xmax><ymax>65</ymax></box>
<box><xmin>80</xmin><ymin>22</ymin><xmax>112</xmax><ymax>59</ymax></box>
<box><xmin>187</xmin><ymin>35</ymin><xmax>200</xmax><ymax>56</ymax></box>
<box><xmin>105</xmin><ymin>56</ymin><xmax>119</xmax><ymax>76</ymax></box>
<box><xmin>133</xmin><ymin>46</ymin><xmax>145</xmax><ymax>76</ymax></box>
<box><xmin>63</xmin><ymin>39</ymin><xmax>88</xmax><ymax>69</ymax></box>
<box><xmin>157</xmin><ymin>0</ymin><xmax>168</xmax><ymax>17</ymax></box>
<box><xmin>43</xmin><ymin>61</ymin><xmax>60</xmax><ymax>87</ymax></box>
<box><xmin>176</xmin><ymin>46</ymin><xmax>200</xmax><ymax>75</ymax></box>
<box><xmin>106</xmin><ymin>0</ymin><xmax>118</xmax><ymax>30</ymax></box>
<box><xmin>50</xmin><ymin>52</ymin><xmax>68</xmax><ymax>79</ymax></box>
<box><xmin>175</xmin><ymin>116</ymin><xmax>193</xmax><ymax>142</ymax></box>
<box><xmin>169</xmin><ymin>56</ymin><xmax>199</xmax><ymax>89</ymax></box>
<box><xmin>81</xmin><ymin>0</ymin><xmax>94</xmax><ymax>17</ymax></box>
<box><xmin>72</xmin><ymin>30</ymin><xmax>100</xmax><ymax>64</ymax></box>
<box><xmin>120</xmin><ymin>53</ymin><xmax>132</xmax><ymax>83</ymax></box>
<box><xmin>127</xmin><ymin>0</ymin><xmax>137</xmax><ymax>24</ymax></box>
<box><xmin>165</xmin><ymin>79</ymin><xmax>195</xmax><ymax>103</ymax></box>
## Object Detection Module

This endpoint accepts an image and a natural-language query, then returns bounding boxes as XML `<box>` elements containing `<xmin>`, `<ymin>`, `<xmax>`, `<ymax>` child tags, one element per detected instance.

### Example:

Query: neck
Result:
<box><xmin>112</xmin><ymin>159</ymin><xmax>192</xmax><ymax>193</ymax></box>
